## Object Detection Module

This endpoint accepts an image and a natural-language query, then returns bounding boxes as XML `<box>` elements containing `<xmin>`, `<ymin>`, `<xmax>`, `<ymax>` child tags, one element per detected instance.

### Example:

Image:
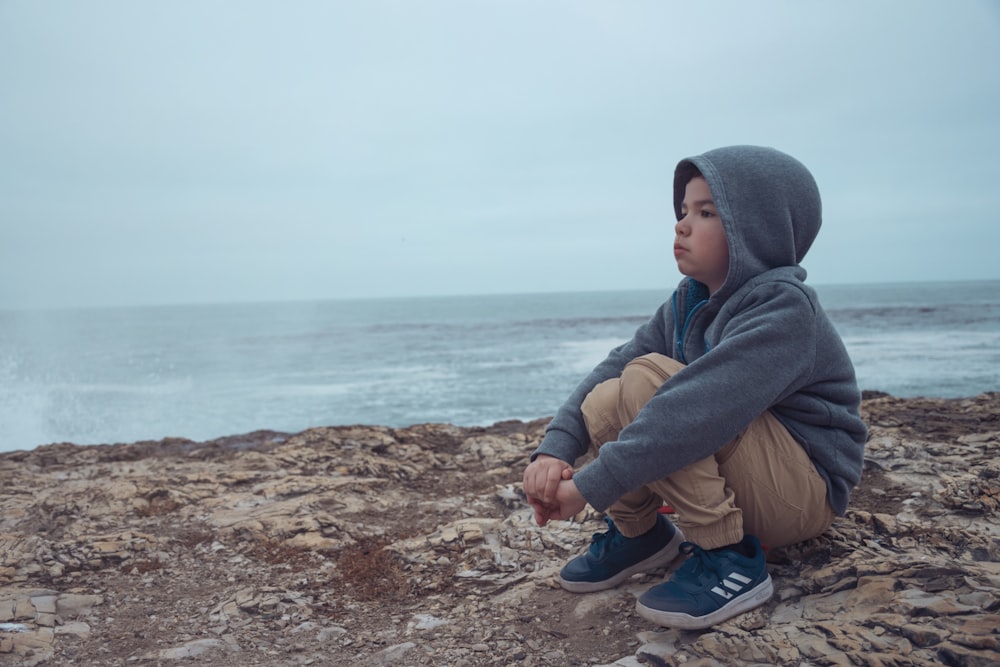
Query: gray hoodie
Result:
<box><xmin>532</xmin><ymin>145</ymin><xmax>867</xmax><ymax>516</ymax></box>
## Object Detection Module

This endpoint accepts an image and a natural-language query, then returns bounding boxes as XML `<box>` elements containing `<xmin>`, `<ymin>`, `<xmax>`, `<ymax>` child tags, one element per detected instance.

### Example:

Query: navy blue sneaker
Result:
<box><xmin>559</xmin><ymin>514</ymin><xmax>684</xmax><ymax>593</ymax></box>
<box><xmin>635</xmin><ymin>534</ymin><xmax>773</xmax><ymax>629</ymax></box>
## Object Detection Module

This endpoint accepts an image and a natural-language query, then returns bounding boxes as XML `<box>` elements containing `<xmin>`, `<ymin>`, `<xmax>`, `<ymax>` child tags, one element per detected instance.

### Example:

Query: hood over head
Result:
<box><xmin>673</xmin><ymin>145</ymin><xmax>822</xmax><ymax>295</ymax></box>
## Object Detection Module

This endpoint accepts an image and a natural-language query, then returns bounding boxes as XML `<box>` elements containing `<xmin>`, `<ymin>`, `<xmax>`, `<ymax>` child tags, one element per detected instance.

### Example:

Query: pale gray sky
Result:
<box><xmin>2</xmin><ymin>1</ymin><xmax>998</xmax><ymax>309</ymax></box>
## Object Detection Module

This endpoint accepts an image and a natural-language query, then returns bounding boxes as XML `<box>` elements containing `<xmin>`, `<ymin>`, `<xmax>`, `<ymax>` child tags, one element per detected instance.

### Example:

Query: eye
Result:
<box><xmin>700</xmin><ymin>209</ymin><xmax>716</xmax><ymax>218</ymax></box>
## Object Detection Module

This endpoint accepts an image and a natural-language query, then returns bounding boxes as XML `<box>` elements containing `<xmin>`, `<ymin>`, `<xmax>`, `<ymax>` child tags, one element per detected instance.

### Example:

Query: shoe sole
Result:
<box><xmin>558</xmin><ymin>526</ymin><xmax>685</xmax><ymax>594</ymax></box>
<box><xmin>634</xmin><ymin>574</ymin><xmax>773</xmax><ymax>629</ymax></box>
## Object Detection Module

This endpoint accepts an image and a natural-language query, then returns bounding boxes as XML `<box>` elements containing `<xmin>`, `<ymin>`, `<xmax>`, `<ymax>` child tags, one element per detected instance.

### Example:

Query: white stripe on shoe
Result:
<box><xmin>711</xmin><ymin>571</ymin><xmax>753</xmax><ymax>599</ymax></box>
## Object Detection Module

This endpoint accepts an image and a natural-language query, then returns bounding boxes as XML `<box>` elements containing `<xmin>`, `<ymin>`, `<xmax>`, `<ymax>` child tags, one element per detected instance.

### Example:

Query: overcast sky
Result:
<box><xmin>2</xmin><ymin>1</ymin><xmax>998</xmax><ymax>310</ymax></box>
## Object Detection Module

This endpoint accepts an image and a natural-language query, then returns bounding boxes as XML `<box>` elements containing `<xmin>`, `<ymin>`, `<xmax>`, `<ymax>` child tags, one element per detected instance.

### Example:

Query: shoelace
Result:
<box><xmin>675</xmin><ymin>541</ymin><xmax>724</xmax><ymax>583</ymax></box>
<box><xmin>588</xmin><ymin>517</ymin><xmax>626</xmax><ymax>557</ymax></box>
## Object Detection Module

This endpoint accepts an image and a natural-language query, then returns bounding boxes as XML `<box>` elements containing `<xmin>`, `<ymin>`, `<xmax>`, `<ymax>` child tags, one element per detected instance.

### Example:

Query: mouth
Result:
<box><xmin>673</xmin><ymin>244</ymin><xmax>687</xmax><ymax>257</ymax></box>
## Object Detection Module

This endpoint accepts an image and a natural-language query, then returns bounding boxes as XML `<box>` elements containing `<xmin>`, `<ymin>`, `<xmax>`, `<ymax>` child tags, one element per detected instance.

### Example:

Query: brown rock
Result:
<box><xmin>1</xmin><ymin>396</ymin><xmax>999</xmax><ymax>666</ymax></box>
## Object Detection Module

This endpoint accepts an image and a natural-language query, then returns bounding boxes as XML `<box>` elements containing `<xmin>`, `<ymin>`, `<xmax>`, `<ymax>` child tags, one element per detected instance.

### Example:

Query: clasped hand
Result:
<box><xmin>522</xmin><ymin>454</ymin><xmax>587</xmax><ymax>526</ymax></box>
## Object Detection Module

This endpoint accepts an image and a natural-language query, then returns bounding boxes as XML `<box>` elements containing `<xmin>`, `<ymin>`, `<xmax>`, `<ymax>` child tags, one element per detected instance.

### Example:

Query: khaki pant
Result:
<box><xmin>581</xmin><ymin>353</ymin><xmax>834</xmax><ymax>550</ymax></box>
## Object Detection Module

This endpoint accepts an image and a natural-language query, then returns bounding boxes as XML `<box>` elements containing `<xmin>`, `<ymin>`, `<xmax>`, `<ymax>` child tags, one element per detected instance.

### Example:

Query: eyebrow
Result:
<box><xmin>682</xmin><ymin>199</ymin><xmax>716</xmax><ymax>208</ymax></box>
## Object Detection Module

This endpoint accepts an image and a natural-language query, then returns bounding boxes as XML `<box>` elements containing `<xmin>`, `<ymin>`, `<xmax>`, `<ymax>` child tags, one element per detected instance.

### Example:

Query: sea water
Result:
<box><xmin>1</xmin><ymin>280</ymin><xmax>997</xmax><ymax>453</ymax></box>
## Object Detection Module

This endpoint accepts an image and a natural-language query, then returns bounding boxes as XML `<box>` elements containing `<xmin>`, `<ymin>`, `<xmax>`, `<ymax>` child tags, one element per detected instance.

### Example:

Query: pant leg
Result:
<box><xmin>713</xmin><ymin>411</ymin><xmax>835</xmax><ymax>549</ymax></box>
<box><xmin>581</xmin><ymin>373</ymin><xmax>666</xmax><ymax>538</ymax></box>
<box><xmin>580</xmin><ymin>352</ymin><xmax>833</xmax><ymax>549</ymax></box>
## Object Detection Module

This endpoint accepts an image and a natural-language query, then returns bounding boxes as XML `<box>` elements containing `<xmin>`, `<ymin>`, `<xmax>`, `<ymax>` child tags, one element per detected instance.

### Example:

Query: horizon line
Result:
<box><xmin>4</xmin><ymin>276</ymin><xmax>1000</xmax><ymax>314</ymax></box>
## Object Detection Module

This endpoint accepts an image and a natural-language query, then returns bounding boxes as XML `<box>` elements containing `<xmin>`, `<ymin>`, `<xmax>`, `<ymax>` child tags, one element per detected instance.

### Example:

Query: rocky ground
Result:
<box><xmin>1</xmin><ymin>392</ymin><xmax>998</xmax><ymax>666</ymax></box>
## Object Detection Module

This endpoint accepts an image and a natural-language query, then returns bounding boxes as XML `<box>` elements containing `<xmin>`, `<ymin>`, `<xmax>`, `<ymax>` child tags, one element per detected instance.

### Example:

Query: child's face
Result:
<box><xmin>674</xmin><ymin>177</ymin><xmax>730</xmax><ymax>294</ymax></box>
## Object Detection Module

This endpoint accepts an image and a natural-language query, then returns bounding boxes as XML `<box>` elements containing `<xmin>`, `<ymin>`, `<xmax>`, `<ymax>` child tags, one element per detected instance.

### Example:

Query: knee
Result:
<box><xmin>625</xmin><ymin>353</ymin><xmax>684</xmax><ymax>378</ymax></box>
<box><xmin>618</xmin><ymin>354</ymin><xmax>683</xmax><ymax>408</ymax></box>
<box><xmin>582</xmin><ymin>355</ymin><xmax>684</xmax><ymax>436</ymax></box>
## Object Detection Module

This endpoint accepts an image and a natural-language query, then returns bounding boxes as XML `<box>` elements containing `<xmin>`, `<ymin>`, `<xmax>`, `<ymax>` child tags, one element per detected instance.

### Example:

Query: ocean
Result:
<box><xmin>1</xmin><ymin>280</ymin><xmax>998</xmax><ymax>453</ymax></box>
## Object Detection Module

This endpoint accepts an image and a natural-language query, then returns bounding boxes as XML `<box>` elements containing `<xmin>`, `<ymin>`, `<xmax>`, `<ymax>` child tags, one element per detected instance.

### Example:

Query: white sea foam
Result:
<box><xmin>43</xmin><ymin>380</ymin><xmax>194</xmax><ymax>395</ymax></box>
<box><xmin>277</xmin><ymin>369</ymin><xmax>461</xmax><ymax>398</ymax></box>
<box><xmin>556</xmin><ymin>338</ymin><xmax>628</xmax><ymax>374</ymax></box>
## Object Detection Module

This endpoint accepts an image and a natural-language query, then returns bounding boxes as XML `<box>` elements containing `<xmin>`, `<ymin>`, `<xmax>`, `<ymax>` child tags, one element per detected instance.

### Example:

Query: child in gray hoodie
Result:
<box><xmin>523</xmin><ymin>145</ymin><xmax>867</xmax><ymax>629</ymax></box>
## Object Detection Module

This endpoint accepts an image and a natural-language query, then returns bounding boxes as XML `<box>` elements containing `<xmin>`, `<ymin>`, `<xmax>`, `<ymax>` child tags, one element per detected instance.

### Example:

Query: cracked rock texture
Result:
<box><xmin>1</xmin><ymin>392</ymin><xmax>998</xmax><ymax>666</ymax></box>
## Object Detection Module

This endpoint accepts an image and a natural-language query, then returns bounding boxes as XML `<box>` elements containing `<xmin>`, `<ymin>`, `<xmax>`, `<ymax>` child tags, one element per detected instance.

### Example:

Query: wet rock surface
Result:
<box><xmin>1</xmin><ymin>393</ymin><xmax>998</xmax><ymax>666</ymax></box>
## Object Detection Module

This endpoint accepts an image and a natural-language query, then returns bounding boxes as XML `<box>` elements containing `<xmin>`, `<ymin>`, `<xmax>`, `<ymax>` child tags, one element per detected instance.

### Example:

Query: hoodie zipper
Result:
<box><xmin>672</xmin><ymin>289</ymin><xmax>708</xmax><ymax>364</ymax></box>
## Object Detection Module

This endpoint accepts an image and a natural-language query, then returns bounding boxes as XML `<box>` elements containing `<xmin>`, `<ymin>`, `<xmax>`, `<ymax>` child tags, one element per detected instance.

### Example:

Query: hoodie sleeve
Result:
<box><xmin>530</xmin><ymin>300</ymin><xmax>675</xmax><ymax>465</ymax></box>
<box><xmin>571</xmin><ymin>281</ymin><xmax>820</xmax><ymax>512</ymax></box>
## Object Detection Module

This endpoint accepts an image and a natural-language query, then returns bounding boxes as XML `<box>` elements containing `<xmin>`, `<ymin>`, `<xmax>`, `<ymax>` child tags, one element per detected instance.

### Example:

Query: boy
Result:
<box><xmin>522</xmin><ymin>145</ymin><xmax>867</xmax><ymax>630</ymax></box>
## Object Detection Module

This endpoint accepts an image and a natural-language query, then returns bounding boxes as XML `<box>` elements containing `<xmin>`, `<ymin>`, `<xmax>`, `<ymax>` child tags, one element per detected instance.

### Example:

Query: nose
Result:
<box><xmin>675</xmin><ymin>215</ymin><xmax>689</xmax><ymax>236</ymax></box>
